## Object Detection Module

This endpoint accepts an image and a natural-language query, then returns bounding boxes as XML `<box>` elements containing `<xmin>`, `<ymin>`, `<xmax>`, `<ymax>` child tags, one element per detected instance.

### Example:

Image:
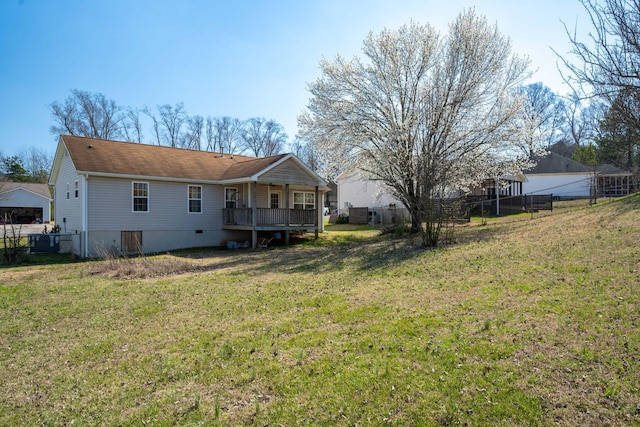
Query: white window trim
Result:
<box><xmin>293</xmin><ymin>191</ymin><xmax>315</xmax><ymax>210</ymax></box>
<box><xmin>132</xmin><ymin>181</ymin><xmax>149</xmax><ymax>213</ymax></box>
<box><xmin>268</xmin><ymin>188</ymin><xmax>282</xmax><ymax>209</ymax></box>
<box><xmin>187</xmin><ymin>185</ymin><xmax>203</xmax><ymax>214</ymax></box>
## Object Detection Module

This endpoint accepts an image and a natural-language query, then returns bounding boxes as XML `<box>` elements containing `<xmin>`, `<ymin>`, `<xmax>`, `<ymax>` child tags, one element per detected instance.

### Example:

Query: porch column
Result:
<box><xmin>251</xmin><ymin>181</ymin><xmax>257</xmax><ymax>248</ymax></box>
<box><xmin>315</xmin><ymin>185</ymin><xmax>319</xmax><ymax>240</ymax></box>
<box><xmin>284</xmin><ymin>184</ymin><xmax>290</xmax><ymax>246</ymax></box>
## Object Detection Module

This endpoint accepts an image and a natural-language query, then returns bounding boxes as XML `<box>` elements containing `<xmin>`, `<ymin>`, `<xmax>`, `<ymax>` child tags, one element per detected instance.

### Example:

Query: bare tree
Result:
<box><xmin>157</xmin><ymin>103</ymin><xmax>187</xmax><ymax>148</ymax></box>
<box><xmin>299</xmin><ymin>11</ymin><xmax>531</xmax><ymax>246</ymax></box>
<box><xmin>121</xmin><ymin>107</ymin><xmax>144</xmax><ymax>143</ymax></box>
<box><xmin>518</xmin><ymin>83</ymin><xmax>566</xmax><ymax>156</ymax></box>
<box><xmin>560</xmin><ymin>0</ymin><xmax>640</xmax><ymax>122</ymax></box>
<box><xmin>142</xmin><ymin>103</ymin><xmax>187</xmax><ymax>147</ymax></box>
<box><xmin>183</xmin><ymin>115</ymin><xmax>204</xmax><ymax>150</ymax></box>
<box><xmin>291</xmin><ymin>137</ymin><xmax>321</xmax><ymax>171</ymax></box>
<box><xmin>205</xmin><ymin>116</ymin><xmax>216</xmax><ymax>151</ymax></box>
<box><xmin>142</xmin><ymin>106</ymin><xmax>162</xmax><ymax>145</ymax></box>
<box><xmin>564</xmin><ymin>94</ymin><xmax>602</xmax><ymax>147</ymax></box>
<box><xmin>204</xmin><ymin>116</ymin><xmax>245</xmax><ymax>154</ymax></box>
<box><xmin>242</xmin><ymin>117</ymin><xmax>287</xmax><ymax>157</ymax></box>
<box><xmin>17</xmin><ymin>147</ymin><xmax>53</xmax><ymax>183</ymax></box>
<box><xmin>49</xmin><ymin>89</ymin><xmax>123</xmax><ymax>139</ymax></box>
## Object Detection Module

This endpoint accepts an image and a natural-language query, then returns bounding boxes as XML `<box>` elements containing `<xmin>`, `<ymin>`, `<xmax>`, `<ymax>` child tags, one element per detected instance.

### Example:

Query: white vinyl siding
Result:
<box><xmin>87</xmin><ymin>177</ymin><xmax>222</xmax><ymax>231</ymax></box>
<box><xmin>54</xmin><ymin>150</ymin><xmax>83</xmax><ymax>234</ymax></box>
<box><xmin>260</xmin><ymin>158</ymin><xmax>318</xmax><ymax>186</ymax></box>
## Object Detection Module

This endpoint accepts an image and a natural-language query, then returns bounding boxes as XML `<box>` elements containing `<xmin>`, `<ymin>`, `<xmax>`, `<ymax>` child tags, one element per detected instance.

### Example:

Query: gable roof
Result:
<box><xmin>524</xmin><ymin>152</ymin><xmax>590</xmax><ymax>174</ymax></box>
<box><xmin>52</xmin><ymin>135</ymin><xmax>319</xmax><ymax>183</ymax></box>
<box><xmin>0</xmin><ymin>181</ymin><xmax>52</xmax><ymax>200</ymax></box>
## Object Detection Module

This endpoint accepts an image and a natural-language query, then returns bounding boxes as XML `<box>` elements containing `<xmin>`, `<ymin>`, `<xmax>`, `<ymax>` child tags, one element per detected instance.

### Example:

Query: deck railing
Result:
<box><xmin>222</xmin><ymin>208</ymin><xmax>317</xmax><ymax>227</ymax></box>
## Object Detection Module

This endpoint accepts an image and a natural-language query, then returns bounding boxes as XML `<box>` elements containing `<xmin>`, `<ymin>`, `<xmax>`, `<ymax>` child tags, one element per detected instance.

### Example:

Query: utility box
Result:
<box><xmin>28</xmin><ymin>234</ymin><xmax>60</xmax><ymax>254</ymax></box>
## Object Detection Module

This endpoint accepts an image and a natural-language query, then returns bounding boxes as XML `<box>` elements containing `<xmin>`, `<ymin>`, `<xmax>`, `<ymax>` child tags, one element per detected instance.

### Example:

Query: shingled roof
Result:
<box><xmin>58</xmin><ymin>135</ymin><xmax>289</xmax><ymax>182</ymax></box>
<box><xmin>0</xmin><ymin>181</ymin><xmax>52</xmax><ymax>199</ymax></box>
<box><xmin>524</xmin><ymin>152</ymin><xmax>590</xmax><ymax>174</ymax></box>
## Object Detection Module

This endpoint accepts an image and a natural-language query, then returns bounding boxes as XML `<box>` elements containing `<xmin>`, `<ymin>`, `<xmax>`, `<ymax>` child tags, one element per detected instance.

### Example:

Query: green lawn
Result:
<box><xmin>1</xmin><ymin>195</ymin><xmax>638</xmax><ymax>426</ymax></box>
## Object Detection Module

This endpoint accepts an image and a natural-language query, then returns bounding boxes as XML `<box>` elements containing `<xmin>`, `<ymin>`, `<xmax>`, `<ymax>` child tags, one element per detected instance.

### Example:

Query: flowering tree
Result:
<box><xmin>299</xmin><ymin>10</ymin><xmax>532</xmax><ymax>246</ymax></box>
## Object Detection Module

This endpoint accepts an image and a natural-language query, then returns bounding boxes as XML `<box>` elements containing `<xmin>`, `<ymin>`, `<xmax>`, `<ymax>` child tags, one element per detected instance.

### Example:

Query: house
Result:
<box><xmin>0</xmin><ymin>181</ymin><xmax>52</xmax><ymax>224</ymax></box>
<box><xmin>336</xmin><ymin>169</ymin><xmax>530</xmax><ymax>220</ymax></box>
<box><xmin>522</xmin><ymin>152</ymin><xmax>594</xmax><ymax>198</ymax></box>
<box><xmin>336</xmin><ymin>171</ymin><xmax>403</xmax><ymax>213</ymax></box>
<box><xmin>335</xmin><ymin>171</ymin><xmax>411</xmax><ymax>224</ymax></box>
<box><xmin>522</xmin><ymin>152</ymin><xmax>635</xmax><ymax>199</ymax></box>
<box><xmin>48</xmin><ymin>135</ymin><xmax>328</xmax><ymax>258</ymax></box>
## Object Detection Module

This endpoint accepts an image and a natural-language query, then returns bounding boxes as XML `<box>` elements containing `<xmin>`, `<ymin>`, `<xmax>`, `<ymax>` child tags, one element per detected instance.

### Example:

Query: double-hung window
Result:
<box><xmin>293</xmin><ymin>192</ymin><xmax>315</xmax><ymax>210</ymax></box>
<box><xmin>132</xmin><ymin>182</ymin><xmax>149</xmax><ymax>212</ymax></box>
<box><xmin>188</xmin><ymin>185</ymin><xmax>202</xmax><ymax>213</ymax></box>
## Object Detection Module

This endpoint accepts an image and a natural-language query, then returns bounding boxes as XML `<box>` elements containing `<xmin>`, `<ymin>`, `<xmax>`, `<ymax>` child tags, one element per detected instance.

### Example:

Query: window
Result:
<box><xmin>66</xmin><ymin>183</ymin><xmax>69</xmax><ymax>199</ymax></box>
<box><xmin>225</xmin><ymin>187</ymin><xmax>238</xmax><ymax>209</ymax></box>
<box><xmin>294</xmin><ymin>191</ymin><xmax>315</xmax><ymax>210</ymax></box>
<box><xmin>132</xmin><ymin>182</ymin><xmax>149</xmax><ymax>212</ymax></box>
<box><xmin>188</xmin><ymin>185</ymin><xmax>202</xmax><ymax>213</ymax></box>
<box><xmin>74</xmin><ymin>180</ymin><xmax>79</xmax><ymax>198</ymax></box>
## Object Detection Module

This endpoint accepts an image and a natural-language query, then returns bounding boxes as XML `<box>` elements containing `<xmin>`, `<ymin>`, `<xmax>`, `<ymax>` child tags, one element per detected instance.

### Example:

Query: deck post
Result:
<box><xmin>251</xmin><ymin>181</ymin><xmax>257</xmax><ymax>248</ymax></box>
<box><xmin>285</xmin><ymin>183</ymin><xmax>290</xmax><ymax>246</ymax></box>
<box><xmin>315</xmin><ymin>185</ymin><xmax>319</xmax><ymax>240</ymax></box>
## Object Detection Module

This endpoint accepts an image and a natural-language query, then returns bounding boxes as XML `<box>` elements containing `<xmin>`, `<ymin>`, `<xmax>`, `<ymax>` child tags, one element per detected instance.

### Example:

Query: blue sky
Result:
<box><xmin>0</xmin><ymin>0</ymin><xmax>590</xmax><ymax>158</ymax></box>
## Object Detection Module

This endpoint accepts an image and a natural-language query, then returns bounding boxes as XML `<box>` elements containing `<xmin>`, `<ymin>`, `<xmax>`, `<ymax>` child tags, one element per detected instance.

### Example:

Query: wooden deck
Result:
<box><xmin>222</xmin><ymin>208</ymin><xmax>318</xmax><ymax>231</ymax></box>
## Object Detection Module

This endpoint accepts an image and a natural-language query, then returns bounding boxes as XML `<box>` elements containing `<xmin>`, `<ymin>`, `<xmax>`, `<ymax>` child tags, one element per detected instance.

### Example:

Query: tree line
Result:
<box><xmin>49</xmin><ymin>89</ymin><xmax>289</xmax><ymax>157</ymax></box>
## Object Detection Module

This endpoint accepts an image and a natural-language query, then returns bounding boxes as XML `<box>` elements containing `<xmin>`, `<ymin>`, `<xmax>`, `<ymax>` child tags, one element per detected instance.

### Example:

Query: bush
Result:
<box><xmin>335</xmin><ymin>214</ymin><xmax>349</xmax><ymax>224</ymax></box>
<box><xmin>379</xmin><ymin>223</ymin><xmax>412</xmax><ymax>237</ymax></box>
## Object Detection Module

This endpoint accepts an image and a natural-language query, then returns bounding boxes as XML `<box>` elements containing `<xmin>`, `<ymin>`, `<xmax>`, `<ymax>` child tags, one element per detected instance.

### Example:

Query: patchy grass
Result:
<box><xmin>0</xmin><ymin>195</ymin><xmax>639</xmax><ymax>426</ymax></box>
<box><xmin>86</xmin><ymin>253</ymin><xmax>204</xmax><ymax>279</ymax></box>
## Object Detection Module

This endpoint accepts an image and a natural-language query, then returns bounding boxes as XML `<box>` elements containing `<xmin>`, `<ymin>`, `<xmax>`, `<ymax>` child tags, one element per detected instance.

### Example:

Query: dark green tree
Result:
<box><xmin>1</xmin><ymin>156</ymin><xmax>29</xmax><ymax>182</ymax></box>
<box><xmin>595</xmin><ymin>92</ymin><xmax>640</xmax><ymax>171</ymax></box>
<box><xmin>572</xmin><ymin>143</ymin><xmax>598</xmax><ymax>166</ymax></box>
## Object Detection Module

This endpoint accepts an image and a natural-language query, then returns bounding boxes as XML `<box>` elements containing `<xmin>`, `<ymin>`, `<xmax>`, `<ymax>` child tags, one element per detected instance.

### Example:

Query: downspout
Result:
<box><xmin>82</xmin><ymin>173</ymin><xmax>89</xmax><ymax>258</ymax></box>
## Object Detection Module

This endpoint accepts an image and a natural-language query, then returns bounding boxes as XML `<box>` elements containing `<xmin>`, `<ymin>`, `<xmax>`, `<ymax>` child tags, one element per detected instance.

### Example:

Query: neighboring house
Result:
<box><xmin>336</xmin><ymin>171</ymin><xmax>410</xmax><ymax>224</ymax></box>
<box><xmin>0</xmin><ymin>181</ymin><xmax>52</xmax><ymax>224</ymax></box>
<box><xmin>336</xmin><ymin>171</ymin><xmax>403</xmax><ymax>212</ymax></box>
<box><xmin>522</xmin><ymin>152</ymin><xmax>635</xmax><ymax>199</ymax></box>
<box><xmin>522</xmin><ymin>152</ymin><xmax>594</xmax><ymax>198</ymax></box>
<box><xmin>48</xmin><ymin>135</ymin><xmax>328</xmax><ymax>258</ymax></box>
